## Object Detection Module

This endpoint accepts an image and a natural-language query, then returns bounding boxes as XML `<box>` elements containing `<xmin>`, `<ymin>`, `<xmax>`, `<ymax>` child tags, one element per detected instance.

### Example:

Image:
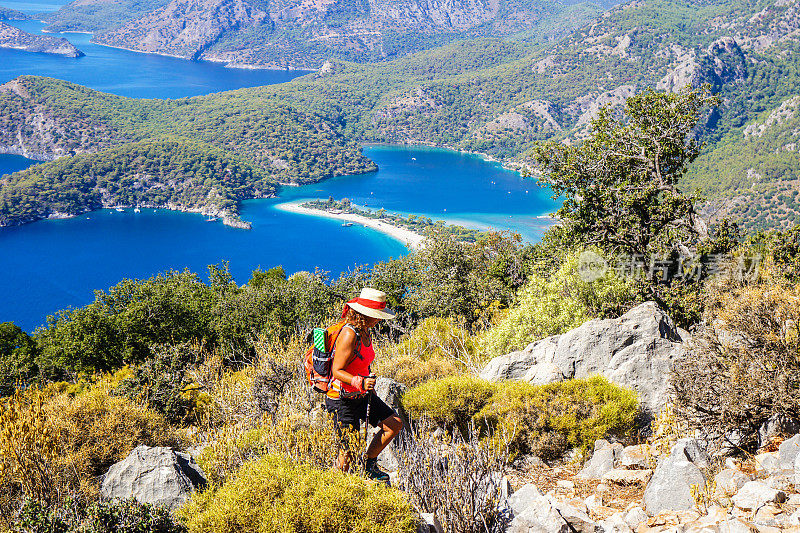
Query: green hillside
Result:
<box><xmin>6</xmin><ymin>0</ymin><xmax>800</xmax><ymax>229</ymax></box>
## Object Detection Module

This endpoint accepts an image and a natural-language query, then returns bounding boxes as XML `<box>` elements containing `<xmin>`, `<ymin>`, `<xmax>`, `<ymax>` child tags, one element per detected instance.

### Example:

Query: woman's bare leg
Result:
<box><xmin>365</xmin><ymin>415</ymin><xmax>403</xmax><ymax>459</ymax></box>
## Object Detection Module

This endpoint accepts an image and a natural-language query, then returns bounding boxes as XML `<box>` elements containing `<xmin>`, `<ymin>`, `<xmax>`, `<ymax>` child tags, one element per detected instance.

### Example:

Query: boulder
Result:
<box><xmin>480</xmin><ymin>302</ymin><xmax>687</xmax><ymax>413</ymax></box>
<box><xmin>599</xmin><ymin>512</ymin><xmax>632</xmax><ymax>533</ymax></box>
<box><xmin>619</xmin><ymin>444</ymin><xmax>652</xmax><ymax>469</ymax></box>
<box><xmin>372</xmin><ymin>377</ymin><xmax>410</xmax><ymax>471</ymax></box>
<box><xmin>754</xmin><ymin>452</ymin><xmax>782</xmax><ymax>475</ymax></box>
<box><xmin>576</xmin><ymin>441</ymin><xmax>622</xmax><ymax>480</ymax></box>
<box><xmin>731</xmin><ymin>481</ymin><xmax>786</xmax><ymax>511</ymax></box>
<box><xmin>643</xmin><ymin>440</ymin><xmax>709</xmax><ymax>515</ymax></box>
<box><xmin>713</xmin><ymin>469</ymin><xmax>750</xmax><ymax>497</ymax></box>
<box><xmin>624</xmin><ymin>507</ymin><xmax>648</xmax><ymax>529</ymax></box>
<box><xmin>778</xmin><ymin>434</ymin><xmax>800</xmax><ymax>470</ymax></box>
<box><xmin>481</xmin><ymin>336</ymin><xmax>559</xmax><ymax>382</ymax></box>
<box><xmin>100</xmin><ymin>445</ymin><xmax>207</xmax><ymax>510</ymax></box>
<box><xmin>601</xmin><ymin>468</ymin><xmax>652</xmax><ymax>486</ymax></box>
<box><xmin>507</xmin><ymin>484</ymin><xmax>600</xmax><ymax>533</ymax></box>
<box><xmin>670</xmin><ymin>438</ymin><xmax>711</xmax><ymax>468</ymax></box>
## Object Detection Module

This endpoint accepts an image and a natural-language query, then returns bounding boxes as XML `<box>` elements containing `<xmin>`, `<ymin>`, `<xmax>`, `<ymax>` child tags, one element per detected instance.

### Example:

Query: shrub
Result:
<box><xmin>376</xmin><ymin>317</ymin><xmax>479</xmax><ymax>387</ymax></box>
<box><xmin>15</xmin><ymin>497</ymin><xmax>185</xmax><ymax>533</ymax></box>
<box><xmin>115</xmin><ymin>342</ymin><xmax>207</xmax><ymax>425</ymax></box>
<box><xmin>0</xmin><ymin>322</ymin><xmax>38</xmax><ymax>396</ymax></box>
<box><xmin>482</xmin><ymin>249</ymin><xmax>635</xmax><ymax>358</ymax></box>
<box><xmin>672</xmin><ymin>268</ymin><xmax>800</xmax><ymax>452</ymax></box>
<box><xmin>197</xmin><ymin>413</ymin><xmax>342</xmax><ymax>486</ymax></box>
<box><xmin>402</xmin><ymin>375</ymin><xmax>497</xmax><ymax>433</ymax></box>
<box><xmin>0</xmin><ymin>383</ymin><xmax>178</xmax><ymax>519</ymax></box>
<box><xmin>178</xmin><ymin>454</ymin><xmax>418</xmax><ymax>533</ymax></box>
<box><xmin>396</xmin><ymin>425</ymin><xmax>510</xmax><ymax>533</ymax></box>
<box><xmin>45</xmin><ymin>385</ymin><xmax>179</xmax><ymax>483</ymax></box>
<box><xmin>475</xmin><ymin>376</ymin><xmax>638</xmax><ymax>459</ymax></box>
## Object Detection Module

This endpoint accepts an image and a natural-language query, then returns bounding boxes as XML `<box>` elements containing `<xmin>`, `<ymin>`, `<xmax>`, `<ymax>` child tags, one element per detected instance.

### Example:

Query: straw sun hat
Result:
<box><xmin>342</xmin><ymin>288</ymin><xmax>396</xmax><ymax>320</ymax></box>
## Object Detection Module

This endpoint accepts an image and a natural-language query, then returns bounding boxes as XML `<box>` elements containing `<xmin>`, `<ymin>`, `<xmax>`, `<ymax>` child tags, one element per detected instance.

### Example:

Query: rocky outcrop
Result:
<box><xmin>480</xmin><ymin>302</ymin><xmax>687</xmax><ymax>413</ymax></box>
<box><xmin>100</xmin><ymin>445</ymin><xmax>207</xmax><ymax>510</ymax></box>
<box><xmin>0</xmin><ymin>22</ymin><xmax>83</xmax><ymax>57</ymax></box>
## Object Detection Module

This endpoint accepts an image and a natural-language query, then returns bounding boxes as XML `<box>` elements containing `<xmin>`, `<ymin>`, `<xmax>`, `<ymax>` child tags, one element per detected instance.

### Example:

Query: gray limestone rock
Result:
<box><xmin>731</xmin><ymin>481</ymin><xmax>786</xmax><ymax>510</ymax></box>
<box><xmin>599</xmin><ymin>512</ymin><xmax>632</xmax><ymax>533</ymax></box>
<box><xmin>758</xmin><ymin>414</ymin><xmax>800</xmax><ymax>447</ymax></box>
<box><xmin>713</xmin><ymin>468</ymin><xmax>750</xmax><ymax>497</ymax></box>
<box><xmin>507</xmin><ymin>484</ymin><xmax>600</xmax><ymax>533</ymax></box>
<box><xmin>643</xmin><ymin>440</ymin><xmax>709</xmax><ymax>515</ymax></box>
<box><xmin>100</xmin><ymin>445</ymin><xmax>207</xmax><ymax>510</ymax></box>
<box><xmin>623</xmin><ymin>507</ymin><xmax>648</xmax><ymax>529</ymax></box>
<box><xmin>372</xmin><ymin>377</ymin><xmax>409</xmax><ymax>471</ymax></box>
<box><xmin>753</xmin><ymin>452</ymin><xmax>782</xmax><ymax>475</ymax></box>
<box><xmin>778</xmin><ymin>434</ymin><xmax>800</xmax><ymax>470</ymax></box>
<box><xmin>576</xmin><ymin>441</ymin><xmax>622</xmax><ymax>480</ymax></box>
<box><xmin>619</xmin><ymin>444</ymin><xmax>652</xmax><ymax>469</ymax></box>
<box><xmin>481</xmin><ymin>336</ymin><xmax>559</xmax><ymax>382</ymax></box>
<box><xmin>670</xmin><ymin>438</ymin><xmax>711</xmax><ymax>469</ymax></box>
<box><xmin>481</xmin><ymin>302</ymin><xmax>687</xmax><ymax>413</ymax></box>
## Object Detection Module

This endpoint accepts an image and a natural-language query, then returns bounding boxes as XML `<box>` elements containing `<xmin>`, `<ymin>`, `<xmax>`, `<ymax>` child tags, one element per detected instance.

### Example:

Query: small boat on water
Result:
<box><xmin>115</xmin><ymin>207</ymin><xmax>124</xmax><ymax>212</ymax></box>
<box><xmin>205</xmin><ymin>216</ymin><xmax>218</xmax><ymax>222</ymax></box>
<box><xmin>342</xmin><ymin>222</ymin><xmax>354</xmax><ymax>227</ymax></box>
<box><xmin>134</xmin><ymin>207</ymin><xmax>141</xmax><ymax>213</ymax></box>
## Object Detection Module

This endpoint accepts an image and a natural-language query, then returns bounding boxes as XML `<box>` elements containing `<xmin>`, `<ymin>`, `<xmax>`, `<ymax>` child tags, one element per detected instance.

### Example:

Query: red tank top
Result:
<box><xmin>328</xmin><ymin>325</ymin><xmax>375</xmax><ymax>399</ymax></box>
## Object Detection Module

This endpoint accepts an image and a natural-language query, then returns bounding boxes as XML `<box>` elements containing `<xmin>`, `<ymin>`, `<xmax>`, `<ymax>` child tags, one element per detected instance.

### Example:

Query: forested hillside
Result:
<box><xmin>43</xmin><ymin>0</ymin><xmax>617</xmax><ymax>68</ymax></box>
<box><xmin>0</xmin><ymin>138</ymin><xmax>275</xmax><ymax>226</ymax></box>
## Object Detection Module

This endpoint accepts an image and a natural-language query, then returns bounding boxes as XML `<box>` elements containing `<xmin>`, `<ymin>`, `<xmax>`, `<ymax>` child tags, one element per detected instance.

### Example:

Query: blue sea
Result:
<box><xmin>0</xmin><ymin>0</ymin><xmax>559</xmax><ymax>332</ymax></box>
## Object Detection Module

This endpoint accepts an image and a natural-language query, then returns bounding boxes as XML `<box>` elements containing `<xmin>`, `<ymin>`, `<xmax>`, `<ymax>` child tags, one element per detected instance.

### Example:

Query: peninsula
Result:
<box><xmin>0</xmin><ymin>22</ymin><xmax>84</xmax><ymax>57</ymax></box>
<box><xmin>0</xmin><ymin>6</ymin><xmax>29</xmax><ymax>20</ymax></box>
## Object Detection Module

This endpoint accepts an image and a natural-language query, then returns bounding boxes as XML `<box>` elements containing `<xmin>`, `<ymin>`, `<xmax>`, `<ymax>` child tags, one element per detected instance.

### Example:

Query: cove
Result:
<box><xmin>0</xmin><ymin>146</ymin><xmax>557</xmax><ymax>332</ymax></box>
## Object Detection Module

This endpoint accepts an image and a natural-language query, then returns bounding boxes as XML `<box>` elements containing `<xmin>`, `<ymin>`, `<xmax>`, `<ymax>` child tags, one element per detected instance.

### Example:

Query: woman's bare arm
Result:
<box><xmin>331</xmin><ymin>327</ymin><xmax>358</xmax><ymax>384</ymax></box>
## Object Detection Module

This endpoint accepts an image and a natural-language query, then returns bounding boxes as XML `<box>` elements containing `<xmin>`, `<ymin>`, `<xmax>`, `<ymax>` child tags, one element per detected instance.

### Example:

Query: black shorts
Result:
<box><xmin>325</xmin><ymin>393</ymin><xmax>396</xmax><ymax>433</ymax></box>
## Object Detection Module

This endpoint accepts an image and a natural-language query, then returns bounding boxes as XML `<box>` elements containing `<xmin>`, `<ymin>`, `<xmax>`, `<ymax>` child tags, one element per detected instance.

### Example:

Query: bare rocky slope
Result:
<box><xmin>46</xmin><ymin>0</ymin><xmax>618</xmax><ymax>68</ymax></box>
<box><xmin>0</xmin><ymin>21</ymin><xmax>84</xmax><ymax>57</ymax></box>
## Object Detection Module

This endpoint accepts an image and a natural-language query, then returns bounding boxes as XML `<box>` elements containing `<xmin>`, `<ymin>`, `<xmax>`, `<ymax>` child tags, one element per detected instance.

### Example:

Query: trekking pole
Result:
<box><xmin>362</xmin><ymin>374</ymin><xmax>375</xmax><ymax>464</ymax></box>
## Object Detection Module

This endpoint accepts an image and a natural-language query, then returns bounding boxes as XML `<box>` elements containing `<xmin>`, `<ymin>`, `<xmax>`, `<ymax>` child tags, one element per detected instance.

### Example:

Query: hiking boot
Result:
<box><xmin>365</xmin><ymin>457</ymin><xmax>390</xmax><ymax>484</ymax></box>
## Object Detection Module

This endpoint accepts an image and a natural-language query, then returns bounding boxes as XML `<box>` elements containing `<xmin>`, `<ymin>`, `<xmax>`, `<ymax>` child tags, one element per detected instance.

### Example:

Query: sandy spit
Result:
<box><xmin>275</xmin><ymin>201</ymin><xmax>424</xmax><ymax>250</ymax></box>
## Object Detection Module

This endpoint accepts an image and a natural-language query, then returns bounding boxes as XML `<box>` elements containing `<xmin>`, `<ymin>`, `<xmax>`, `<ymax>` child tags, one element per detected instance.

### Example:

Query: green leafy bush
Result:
<box><xmin>402</xmin><ymin>375</ymin><xmax>497</xmax><ymax>432</ymax></box>
<box><xmin>14</xmin><ymin>497</ymin><xmax>185</xmax><ymax>533</ymax></box>
<box><xmin>404</xmin><ymin>375</ymin><xmax>638</xmax><ymax>459</ymax></box>
<box><xmin>483</xmin><ymin>249</ymin><xmax>636</xmax><ymax>357</ymax></box>
<box><xmin>178</xmin><ymin>454</ymin><xmax>418</xmax><ymax>533</ymax></box>
<box><xmin>476</xmin><ymin>376</ymin><xmax>638</xmax><ymax>459</ymax></box>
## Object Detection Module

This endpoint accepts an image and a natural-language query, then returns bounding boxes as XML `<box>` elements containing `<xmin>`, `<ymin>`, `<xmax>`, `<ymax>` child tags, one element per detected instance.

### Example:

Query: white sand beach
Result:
<box><xmin>275</xmin><ymin>201</ymin><xmax>425</xmax><ymax>250</ymax></box>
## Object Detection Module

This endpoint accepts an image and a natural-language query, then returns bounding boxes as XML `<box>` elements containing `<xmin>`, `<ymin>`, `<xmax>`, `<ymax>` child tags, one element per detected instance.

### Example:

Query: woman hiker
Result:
<box><xmin>326</xmin><ymin>288</ymin><xmax>404</xmax><ymax>483</ymax></box>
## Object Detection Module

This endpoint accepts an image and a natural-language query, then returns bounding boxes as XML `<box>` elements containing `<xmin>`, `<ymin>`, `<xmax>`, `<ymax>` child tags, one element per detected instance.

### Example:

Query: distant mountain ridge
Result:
<box><xmin>43</xmin><ymin>0</ymin><xmax>618</xmax><ymax>68</ymax></box>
